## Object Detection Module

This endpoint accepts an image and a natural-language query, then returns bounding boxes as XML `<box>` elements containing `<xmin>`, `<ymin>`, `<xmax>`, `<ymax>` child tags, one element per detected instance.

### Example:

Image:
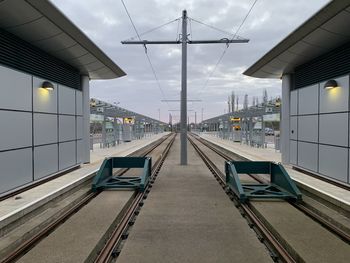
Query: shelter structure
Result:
<box><xmin>244</xmin><ymin>1</ymin><xmax>350</xmax><ymax>185</ymax></box>
<box><xmin>0</xmin><ymin>0</ymin><xmax>125</xmax><ymax>194</ymax></box>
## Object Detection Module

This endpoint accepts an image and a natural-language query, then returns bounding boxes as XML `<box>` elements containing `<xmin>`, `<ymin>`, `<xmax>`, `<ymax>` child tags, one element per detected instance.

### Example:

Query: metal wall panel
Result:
<box><xmin>77</xmin><ymin>139</ymin><xmax>83</xmax><ymax>164</ymax></box>
<box><xmin>290</xmin><ymin>90</ymin><xmax>298</xmax><ymax>116</ymax></box>
<box><xmin>290</xmin><ymin>140</ymin><xmax>297</xmax><ymax>165</ymax></box>
<box><xmin>319</xmin><ymin>145</ymin><xmax>348</xmax><ymax>183</ymax></box>
<box><xmin>0</xmin><ymin>148</ymin><xmax>32</xmax><ymax>193</ymax></box>
<box><xmin>0</xmin><ymin>64</ymin><xmax>32</xmax><ymax>111</ymax></box>
<box><xmin>76</xmin><ymin>90</ymin><xmax>83</xmax><ymax>115</ymax></box>
<box><xmin>319</xmin><ymin>75</ymin><xmax>349</xmax><ymax>113</ymax></box>
<box><xmin>295</xmin><ymin>42</ymin><xmax>350</xmax><ymax>89</ymax></box>
<box><xmin>59</xmin><ymin>115</ymin><xmax>76</xmax><ymax>142</ymax></box>
<box><xmin>0</xmin><ymin>110</ymin><xmax>32</xmax><ymax>151</ymax></box>
<box><xmin>34</xmin><ymin>144</ymin><xmax>58</xmax><ymax>180</ymax></box>
<box><xmin>290</xmin><ymin>116</ymin><xmax>298</xmax><ymax>140</ymax></box>
<box><xmin>59</xmin><ymin>141</ymin><xmax>76</xmax><ymax>170</ymax></box>
<box><xmin>58</xmin><ymin>85</ymin><xmax>75</xmax><ymax>115</ymax></box>
<box><xmin>34</xmin><ymin>113</ymin><xmax>58</xmax><ymax>146</ymax></box>
<box><xmin>319</xmin><ymin>113</ymin><xmax>348</xmax><ymax>147</ymax></box>
<box><xmin>76</xmin><ymin>116</ymin><xmax>83</xmax><ymax>139</ymax></box>
<box><xmin>0</xmin><ymin>28</ymin><xmax>81</xmax><ymax>90</ymax></box>
<box><xmin>298</xmin><ymin>115</ymin><xmax>318</xmax><ymax>143</ymax></box>
<box><xmin>33</xmin><ymin>77</ymin><xmax>58</xmax><ymax>113</ymax></box>
<box><xmin>297</xmin><ymin>142</ymin><xmax>318</xmax><ymax>172</ymax></box>
<box><xmin>298</xmin><ymin>84</ymin><xmax>318</xmax><ymax>115</ymax></box>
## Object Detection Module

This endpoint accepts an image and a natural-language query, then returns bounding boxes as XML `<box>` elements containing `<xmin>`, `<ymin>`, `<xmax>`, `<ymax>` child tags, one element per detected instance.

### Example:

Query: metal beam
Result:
<box><xmin>188</xmin><ymin>39</ymin><xmax>249</xmax><ymax>44</ymax></box>
<box><xmin>161</xmin><ymin>99</ymin><xmax>202</xmax><ymax>102</ymax></box>
<box><xmin>122</xmin><ymin>40</ymin><xmax>181</xmax><ymax>44</ymax></box>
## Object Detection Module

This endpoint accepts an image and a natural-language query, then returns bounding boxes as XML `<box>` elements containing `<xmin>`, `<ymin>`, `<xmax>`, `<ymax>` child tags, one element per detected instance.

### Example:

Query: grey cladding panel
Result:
<box><xmin>319</xmin><ymin>113</ymin><xmax>348</xmax><ymax>147</ymax></box>
<box><xmin>59</xmin><ymin>141</ymin><xmax>76</xmax><ymax>170</ymax></box>
<box><xmin>297</xmin><ymin>142</ymin><xmax>318</xmax><ymax>172</ymax></box>
<box><xmin>59</xmin><ymin>115</ymin><xmax>76</xmax><ymax>142</ymax></box>
<box><xmin>34</xmin><ymin>144</ymin><xmax>58</xmax><ymax>180</ymax></box>
<box><xmin>33</xmin><ymin>77</ymin><xmax>57</xmax><ymax>113</ymax></box>
<box><xmin>298</xmin><ymin>115</ymin><xmax>318</xmax><ymax>143</ymax></box>
<box><xmin>34</xmin><ymin>113</ymin><xmax>58</xmax><ymax>146</ymax></box>
<box><xmin>290</xmin><ymin>140</ymin><xmax>297</xmax><ymax>165</ymax></box>
<box><xmin>76</xmin><ymin>91</ymin><xmax>83</xmax><ymax>115</ymax></box>
<box><xmin>290</xmin><ymin>90</ymin><xmax>298</xmax><ymax>115</ymax></box>
<box><xmin>0</xmin><ymin>65</ymin><xmax>32</xmax><ymax>111</ymax></box>
<box><xmin>319</xmin><ymin>75</ymin><xmax>349</xmax><ymax>113</ymax></box>
<box><xmin>319</xmin><ymin>145</ymin><xmax>348</xmax><ymax>183</ymax></box>
<box><xmin>0</xmin><ymin>148</ymin><xmax>32</xmax><ymax>194</ymax></box>
<box><xmin>59</xmin><ymin>85</ymin><xmax>75</xmax><ymax>115</ymax></box>
<box><xmin>0</xmin><ymin>111</ymin><xmax>32</xmax><ymax>151</ymax></box>
<box><xmin>77</xmin><ymin>139</ymin><xmax>83</xmax><ymax>164</ymax></box>
<box><xmin>77</xmin><ymin>116</ymin><xmax>83</xmax><ymax>139</ymax></box>
<box><xmin>290</xmin><ymin>116</ymin><xmax>298</xmax><ymax>140</ymax></box>
<box><xmin>298</xmin><ymin>84</ymin><xmax>318</xmax><ymax>115</ymax></box>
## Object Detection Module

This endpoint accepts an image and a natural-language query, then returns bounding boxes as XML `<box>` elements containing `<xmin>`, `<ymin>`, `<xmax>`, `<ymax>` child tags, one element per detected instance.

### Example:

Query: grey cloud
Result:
<box><xmin>51</xmin><ymin>0</ymin><xmax>329</xmax><ymax>121</ymax></box>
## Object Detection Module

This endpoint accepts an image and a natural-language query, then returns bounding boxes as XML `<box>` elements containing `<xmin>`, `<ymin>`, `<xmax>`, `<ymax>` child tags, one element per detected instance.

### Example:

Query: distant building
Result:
<box><xmin>244</xmin><ymin>1</ymin><xmax>350</xmax><ymax>185</ymax></box>
<box><xmin>0</xmin><ymin>0</ymin><xmax>125</xmax><ymax>194</ymax></box>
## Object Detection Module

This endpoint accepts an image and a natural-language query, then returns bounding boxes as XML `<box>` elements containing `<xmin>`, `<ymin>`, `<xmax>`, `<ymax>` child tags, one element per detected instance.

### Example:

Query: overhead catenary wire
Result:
<box><xmin>189</xmin><ymin>17</ymin><xmax>235</xmax><ymax>38</ymax></box>
<box><xmin>197</xmin><ymin>0</ymin><xmax>259</xmax><ymax>99</ymax></box>
<box><xmin>126</xmin><ymin>17</ymin><xmax>180</xmax><ymax>41</ymax></box>
<box><xmin>120</xmin><ymin>0</ymin><xmax>170</xmax><ymax>108</ymax></box>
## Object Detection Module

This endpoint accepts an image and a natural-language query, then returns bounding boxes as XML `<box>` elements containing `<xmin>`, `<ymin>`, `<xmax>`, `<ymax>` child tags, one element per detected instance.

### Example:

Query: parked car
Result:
<box><xmin>265</xmin><ymin>128</ymin><xmax>274</xmax><ymax>135</ymax></box>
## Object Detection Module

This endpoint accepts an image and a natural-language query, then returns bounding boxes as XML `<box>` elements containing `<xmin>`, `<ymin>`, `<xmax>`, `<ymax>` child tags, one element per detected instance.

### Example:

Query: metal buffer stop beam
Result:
<box><xmin>225</xmin><ymin>161</ymin><xmax>302</xmax><ymax>203</ymax></box>
<box><xmin>92</xmin><ymin>157</ymin><xmax>152</xmax><ymax>192</ymax></box>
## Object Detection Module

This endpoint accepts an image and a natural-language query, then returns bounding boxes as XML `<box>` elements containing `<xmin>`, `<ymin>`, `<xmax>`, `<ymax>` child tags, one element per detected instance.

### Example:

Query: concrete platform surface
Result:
<box><xmin>199</xmin><ymin>133</ymin><xmax>350</xmax><ymax>213</ymax></box>
<box><xmin>117</xmin><ymin>136</ymin><xmax>272</xmax><ymax>263</ymax></box>
<box><xmin>0</xmin><ymin>133</ymin><xmax>168</xmax><ymax>229</ymax></box>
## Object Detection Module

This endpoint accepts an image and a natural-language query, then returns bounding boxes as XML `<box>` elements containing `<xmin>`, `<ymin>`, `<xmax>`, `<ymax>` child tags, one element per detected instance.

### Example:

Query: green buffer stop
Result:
<box><xmin>92</xmin><ymin>157</ymin><xmax>152</xmax><ymax>192</ymax></box>
<box><xmin>225</xmin><ymin>161</ymin><xmax>302</xmax><ymax>203</ymax></box>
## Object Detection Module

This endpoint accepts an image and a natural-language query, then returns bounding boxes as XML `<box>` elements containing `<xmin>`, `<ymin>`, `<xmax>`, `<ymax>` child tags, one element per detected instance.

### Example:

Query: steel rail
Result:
<box><xmin>94</xmin><ymin>133</ymin><xmax>176</xmax><ymax>263</ymax></box>
<box><xmin>188</xmin><ymin>134</ymin><xmax>297</xmax><ymax>263</ymax></box>
<box><xmin>190</xmin><ymin>133</ymin><xmax>350</xmax><ymax>244</ymax></box>
<box><xmin>1</xmin><ymin>133</ymin><xmax>173</xmax><ymax>263</ymax></box>
<box><xmin>1</xmin><ymin>191</ymin><xmax>98</xmax><ymax>263</ymax></box>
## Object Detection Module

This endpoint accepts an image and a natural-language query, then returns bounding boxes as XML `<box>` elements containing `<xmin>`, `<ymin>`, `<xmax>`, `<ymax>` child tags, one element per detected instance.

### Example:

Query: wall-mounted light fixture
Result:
<box><xmin>324</xmin><ymin>79</ymin><xmax>338</xmax><ymax>90</ymax></box>
<box><xmin>42</xmin><ymin>81</ymin><xmax>54</xmax><ymax>91</ymax></box>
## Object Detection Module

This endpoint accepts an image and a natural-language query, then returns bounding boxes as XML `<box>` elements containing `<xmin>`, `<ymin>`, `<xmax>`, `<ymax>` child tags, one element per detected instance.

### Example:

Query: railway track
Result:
<box><xmin>94</xmin><ymin>133</ymin><xmax>176</xmax><ymax>263</ymax></box>
<box><xmin>188</xmin><ymin>133</ymin><xmax>350</xmax><ymax>263</ymax></box>
<box><xmin>1</xmin><ymin>133</ymin><xmax>175</xmax><ymax>263</ymax></box>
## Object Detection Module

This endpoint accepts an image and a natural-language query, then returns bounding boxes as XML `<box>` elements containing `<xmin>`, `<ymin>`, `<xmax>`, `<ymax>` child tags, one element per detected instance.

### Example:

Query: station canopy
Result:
<box><xmin>244</xmin><ymin>1</ymin><xmax>350</xmax><ymax>79</ymax></box>
<box><xmin>0</xmin><ymin>0</ymin><xmax>125</xmax><ymax>79</ymax></box>
<box><xmin>90</xmin><ymin>98</ymin><xmax>167</xmax><ymax>126</ymax></box>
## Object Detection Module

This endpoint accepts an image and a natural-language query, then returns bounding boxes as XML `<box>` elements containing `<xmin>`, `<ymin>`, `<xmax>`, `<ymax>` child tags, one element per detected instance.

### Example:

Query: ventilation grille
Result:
<box><xmin>295</xmin><ymin>42</ymin><xmax>350</xmax><ymax>89</ymax></box>
<box><xmin>0</xmin><ymin>28</ymin><xmax>81</xmax><ymax>90</ymax></box>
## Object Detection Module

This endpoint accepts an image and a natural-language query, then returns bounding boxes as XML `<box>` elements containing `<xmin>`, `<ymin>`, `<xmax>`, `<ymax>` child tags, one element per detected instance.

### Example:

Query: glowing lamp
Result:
<box><xmin>324</xmin><ymin>79</ymin><xmax>338</xmax><ymax>90</ymax></box>
<box><xmin>42</xmin><ymin>81</ymin><xmax>54</xmax><ymax>91</ymax></box>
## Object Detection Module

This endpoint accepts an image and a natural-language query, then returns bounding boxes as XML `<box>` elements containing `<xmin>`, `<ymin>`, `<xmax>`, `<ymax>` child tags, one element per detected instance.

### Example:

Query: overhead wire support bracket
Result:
<box><xmin>188</xmin><ymin>39</ymin><xmax>249</xmax><ymax>44</ymax></box>
<box><xmin>121</xmin><ymin>40</ymin><xmax>181</xmax><ymax>44</ymax></box>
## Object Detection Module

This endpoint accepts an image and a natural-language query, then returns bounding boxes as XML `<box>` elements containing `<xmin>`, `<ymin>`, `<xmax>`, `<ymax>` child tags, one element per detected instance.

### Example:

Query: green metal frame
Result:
<box><xmin>92</xmin><ymin>157</ymin><xmax>152</xmax><ymax>192</ymax></box>
<box><xmin>225</xmin><ymin>161</ymin><xmax>302</xmax><ymax>203</ymax></box>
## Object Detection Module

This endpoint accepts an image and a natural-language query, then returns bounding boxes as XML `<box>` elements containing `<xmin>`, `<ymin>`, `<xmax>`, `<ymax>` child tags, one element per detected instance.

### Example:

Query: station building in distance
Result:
<box><xmin>0</xmin><ymin>0</ymin><xmax>125</xmax><ymax>195</ymax></box>
<box><xmin>244</xmin><ymin>1</ymin><xmax>350</xmax><ymax>185</ymax></box>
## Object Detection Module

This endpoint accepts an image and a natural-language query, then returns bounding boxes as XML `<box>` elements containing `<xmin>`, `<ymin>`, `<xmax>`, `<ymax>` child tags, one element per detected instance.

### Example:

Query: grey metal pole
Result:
<box><xmin>195</xmin><ymin>111</ymin><xmax>197</xmax><ymax>132</ymax></box>
<box><xmin>180</xmin><ymin>10</ymin><xmax>187</xmax><ymax>165</ymax></box>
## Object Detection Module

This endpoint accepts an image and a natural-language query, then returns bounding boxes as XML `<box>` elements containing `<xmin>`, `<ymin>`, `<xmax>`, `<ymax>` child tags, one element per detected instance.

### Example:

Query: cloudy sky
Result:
<box><xmin>52</xmin><ymin>0</ymin><xmax>328</xmax><ymax>123</ymax></box>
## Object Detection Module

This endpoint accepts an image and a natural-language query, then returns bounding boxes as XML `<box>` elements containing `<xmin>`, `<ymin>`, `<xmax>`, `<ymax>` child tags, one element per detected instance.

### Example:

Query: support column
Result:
<box><xmin>281</xmin><ymin>74</ymin><xmax>291</xmax><ymax>164</ymax></box>
<box><xmin>180</xmin><ymin>10</ymin><xmax>188</xmax><ymax>165</ymax></box>
<box><xmin>81</xmin><ymin>75</ymin><xmax>90</xmax><ymax>163</ymax></box>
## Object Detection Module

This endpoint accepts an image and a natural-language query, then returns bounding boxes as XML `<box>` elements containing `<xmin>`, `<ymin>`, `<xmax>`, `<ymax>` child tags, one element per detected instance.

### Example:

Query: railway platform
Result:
<box><xmin>199</xmin><ymin>132</ymin><xmax>350</xmax><ymax>214</ymax></box>
<box><xmin>0</xmin><ymin>133</ymin><xmax>169</xmax><ymax>233</ymax></box>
